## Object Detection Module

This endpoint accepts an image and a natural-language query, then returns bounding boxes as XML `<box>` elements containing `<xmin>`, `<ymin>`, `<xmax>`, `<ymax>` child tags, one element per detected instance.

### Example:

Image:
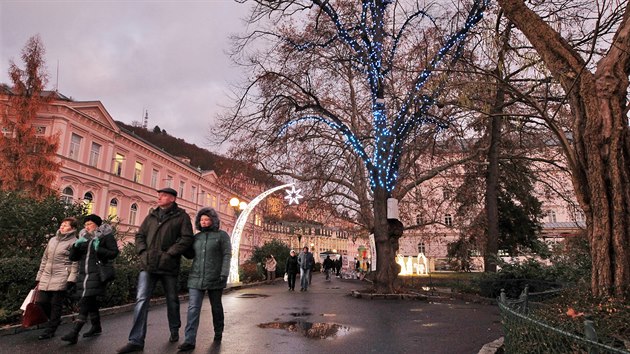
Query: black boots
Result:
<box><xmin>61</xmin><ymin>319</ymin><xmax>85</xmax><ymax>344</ymax></box>
<box><xmin>83</xmin><ymin>312</ymin><xmax>102</xmax><ymax>337</ymax></box>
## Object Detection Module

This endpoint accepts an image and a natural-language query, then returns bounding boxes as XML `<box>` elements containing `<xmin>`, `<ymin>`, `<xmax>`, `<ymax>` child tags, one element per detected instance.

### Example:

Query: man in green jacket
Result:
<box><xmin>118</xmin><ymin>187</ymin><xmax>194</xmax><ymax>354</ymax></box>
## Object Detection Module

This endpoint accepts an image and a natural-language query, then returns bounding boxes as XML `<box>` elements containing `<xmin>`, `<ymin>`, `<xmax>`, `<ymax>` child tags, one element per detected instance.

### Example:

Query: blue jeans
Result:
<box><xmin>300</xmin><ymin>268</ymin><xmax>311</xmax><ymax>289</ymax></box>
<box><xmin>128</xmin><ymin>271</ymin><xmax>180</xmax><ymax>346</ymax></box>
<box><xmin>183</xmin><ymin>288</ymin><xmax>224</xmax><ymax>345</ymax></box>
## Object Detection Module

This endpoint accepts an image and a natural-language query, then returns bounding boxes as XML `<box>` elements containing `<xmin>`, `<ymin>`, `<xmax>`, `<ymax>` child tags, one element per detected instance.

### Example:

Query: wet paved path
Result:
<box><xmin>0</xmin><ymin>273</ymin><xmax>502</xmax><ymax>353</ymax></box>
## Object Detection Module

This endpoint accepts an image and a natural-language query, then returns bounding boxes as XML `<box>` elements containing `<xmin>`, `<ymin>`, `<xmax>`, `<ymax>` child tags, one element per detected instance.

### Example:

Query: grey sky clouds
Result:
<box><xmin>1</xmin><ymin>0</ymin><xmax>252</xmax><ymax>152</ymax></box>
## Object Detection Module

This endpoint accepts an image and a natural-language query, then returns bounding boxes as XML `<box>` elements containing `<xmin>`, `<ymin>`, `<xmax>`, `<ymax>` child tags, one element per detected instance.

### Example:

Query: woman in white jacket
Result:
<box><xmin>35</xmin><ymin>217</ymin><xmax>79</xmax><ymax>340</ymax></box>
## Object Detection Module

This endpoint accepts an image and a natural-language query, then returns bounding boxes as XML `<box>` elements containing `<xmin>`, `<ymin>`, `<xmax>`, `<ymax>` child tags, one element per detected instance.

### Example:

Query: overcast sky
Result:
<box><xmin>0</xmin><ymin>0</ymin><xmax>253</xmax><ymax>152</ymax></box>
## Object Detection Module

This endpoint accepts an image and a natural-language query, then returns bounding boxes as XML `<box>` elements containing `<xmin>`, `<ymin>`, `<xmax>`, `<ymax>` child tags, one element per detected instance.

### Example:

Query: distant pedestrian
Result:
<box><xmin>335</xmin><ymin>256</ymin><xmax>342</xmax><ymax>277</ymax></box>
<box><xmin>34</xmin><ymin>217</ymin><xmax>79</xmax><ymax>340</ymax></box>
<box><xmin>177</xmin><ymin>207</ymin><xmax>231</xmax><ymax>352</ymax></box>
<box><xmin>61</xmin><ymin>214</ymin><xmax>119</xmax><ymax>344</ymax></box>
<box><xmin>298</xmin><ymin>247</ymin><xmax>314</xmax><ymax>291</ymax></box>
<box><xmin>265</xmin><ymin>255</ymin><xmax>277</xmax><ymax>282</ymax></box>
<box><xmin>117</xmin><ymin>187</ymin><xmax>194</xmax><ymax>354</ymax></box>
<box><xmin>323</xmin><ymin>255</ymin><xmax>333</xmax><ymax>281</ymax></box>
<box><xmin>285</xmin><ymin>250</ymin><xmax>299</xmax><ymax>291</ymax></box>
<box><xmin>356</xmin><ymin>259</ymin><xmax>361</xmax><ymax>271</ymax></box>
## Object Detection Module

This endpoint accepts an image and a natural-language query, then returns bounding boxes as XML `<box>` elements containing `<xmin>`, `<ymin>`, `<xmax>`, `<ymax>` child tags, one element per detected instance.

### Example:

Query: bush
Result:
<box><xmin>239</xmin><ymin>261</ymin><xmax>265</xmax><ymax>283</ymax></box>
<box><xmin>0</xmin><ymin>191</ymin><xmax>85</xmax><ymax>259</ymax></box>
<box><xmin>0</xmin><ymin>257</ymin><xmax>40</xmax><ymax>324</ymax></box>
<box><xmin>249</xmin><ymin>239</ymin><xmax>291</xmax><ymax>276</ymax></box>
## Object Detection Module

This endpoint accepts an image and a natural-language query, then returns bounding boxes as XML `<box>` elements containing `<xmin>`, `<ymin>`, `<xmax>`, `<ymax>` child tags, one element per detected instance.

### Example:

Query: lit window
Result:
<box><xmin>444</xmin><ymin>214</ymin><xmax>453</xmax><ymax>227</ymax></box>
<box><xmin>113</xmin><ymin>154</ymin><xmax>124</xmax><ymax>176</ymax></box>
<box><xmin>69</xmin><ymin>133</ymin><xmax>82</xmax><ymax>160</ymax></box>
<box><xmin>83</xmin><ymin>192</ymin><xmax>94</xmax><ymax>214</ymax></box>
<box><xmin>89</xmin><ymin>143</ymin><xmax>101</xmax><ymax>167</ymax></box>
<box><xmin>61</xmin><ymin>187</ymin><xmax>74</xmax><ymax>204</ymax></box>
<box><xmin>134</xmin><ymin>161</ymin><xmax>143</xmax><ymax>183</ymax></box>
<box><xmin>179</xmin><ymin>181</ymin><xmax>185</xmax><ymax>198</ymax></box>
<box><xmin>129</xmin><ymin>203</ymin><xmax>138</xmax><ymax>225</ymax></box>
<box><xmin>150</xmin><ymin>169</ymin><xmax>158</xmax><ymax>188</ymax></box>
<box><xmin>418</xmin><ymin>242</ymin><xmax>426</xmax><ymax>254</ymax></box>
<box><xmin>108</xmin><ymin>198</ymin><xmax>118</xmax><ymax>218</ymax></box>
<box><xmin>212</xmin><ymin>195</ymin><xmax>217</xmax><ymax>208</ymax></box>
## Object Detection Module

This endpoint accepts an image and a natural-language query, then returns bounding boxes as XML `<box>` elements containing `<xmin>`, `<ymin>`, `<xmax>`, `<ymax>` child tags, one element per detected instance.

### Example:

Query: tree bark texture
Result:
<box><xmin>497</xmin><ymin>0</ymin><xmax>630</xmax><ymax>297</ymax></box>
<box><xmin>373</xmin><ymin>186</ymin><xmax>399</xmax><ymax>293</ymax></box>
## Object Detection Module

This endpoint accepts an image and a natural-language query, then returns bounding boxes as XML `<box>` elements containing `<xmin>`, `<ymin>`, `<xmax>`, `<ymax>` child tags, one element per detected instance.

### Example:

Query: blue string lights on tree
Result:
<box><xmin>279</xmin><ymin>0</ymin><xmax>489</xmax><ymax>195</ymax></box>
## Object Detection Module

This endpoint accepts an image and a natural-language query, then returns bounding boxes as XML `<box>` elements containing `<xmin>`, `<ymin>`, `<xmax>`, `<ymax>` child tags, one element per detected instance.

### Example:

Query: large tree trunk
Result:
<box><xmin>373</xmin><ymin>186</ymin><xmax>399</xmax><ymax>293</ymax></box>
<box><xmin>497</xmin><ymin>0</ymin><xmax>630</xmax><ymax>297</ymax></box>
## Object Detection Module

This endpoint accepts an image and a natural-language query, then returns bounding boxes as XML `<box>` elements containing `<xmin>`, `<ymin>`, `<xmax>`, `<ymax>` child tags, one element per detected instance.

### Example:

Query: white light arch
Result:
<box><xmin>229</xmin><ymin>183</ymin><xmax>294</xmax><ymax>284</ymax></box>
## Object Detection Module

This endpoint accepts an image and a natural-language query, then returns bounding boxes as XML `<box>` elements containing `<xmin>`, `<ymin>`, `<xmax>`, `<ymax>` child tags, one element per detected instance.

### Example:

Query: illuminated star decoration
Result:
<box><xmin>284</xmin><ymin>185</ymin><xmax>304</xmax><ymax>205</ymax></box>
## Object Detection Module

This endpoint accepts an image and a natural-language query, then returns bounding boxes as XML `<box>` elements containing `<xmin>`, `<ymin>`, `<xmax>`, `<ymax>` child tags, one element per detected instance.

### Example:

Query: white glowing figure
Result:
<box><xmin>417</xmin><ymin>253</ymin><xmax>429</xmax><ymax>275</ymax></box>
<box><xmin>397</xmin><ymin>254</ymin><xmax>407</xmax><ymax>275</ymax></box>
<box><xmin>406</xmin><ymin>257</ymin><xmax>413</xmax><ymax>275</ymax></box>
<box><xmin>284</xmin><ymin>185</ymin><xmax>304</xmax><ymax>205</ymax></box>
<box><xmin>228</xmin><ymin>183</ymin><xmax>294</xmax><ymax>284</ymax></box>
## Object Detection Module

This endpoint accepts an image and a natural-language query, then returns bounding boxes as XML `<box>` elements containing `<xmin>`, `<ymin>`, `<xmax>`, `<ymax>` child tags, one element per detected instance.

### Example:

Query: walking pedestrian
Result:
<box><xmin>34</xmin><ymin>217</ymin><xmax>79</xmax><ymax>340</ymax></box>
<box><xmin>177</xmin><ymin>207</ymin><xmax>231</xmax><ymax>352</ymax></box>
<box><xmin>117</xmin><ymin>187</ymin><xmax>194</xmax><ymax>354</ymax></box>
<box><xmin>335</xmin><ymin>255</ymin><xmax>342</xmax><ymax>277</ymax></box>
<box><xmin>265</xmin><ymin>255</ymin><xmax>277</xmax><ymax>282</ymax></box>
<box><xmin>61</xmin><ymin>214</ymin><xmax>119</xmax><ymax>344</ymax></box>
<box><xmin>323</xmin><ymin>255</ymin><xmax>333</xmax><ymax>281</ymax></box>
<box><xmin>297</xmin><ymin>246</ymin><xmax>314</xmax><ymax>291</ymax></box>
<box><xmin>285</xmin><ymin>250</ymin><xmax>299</xmax><ymax>291</ymax></box>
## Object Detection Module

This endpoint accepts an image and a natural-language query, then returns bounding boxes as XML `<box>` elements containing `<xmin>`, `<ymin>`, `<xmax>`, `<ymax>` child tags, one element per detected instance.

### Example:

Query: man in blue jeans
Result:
<box><xmin>298</xmin><ymin>246</ymin><xmax>314</xmax><ymax>291</ymax></box>
<box><xmin>117</xmin><ymin>188</ymin><xmax>194</xmax><ymax>354</ymax></box>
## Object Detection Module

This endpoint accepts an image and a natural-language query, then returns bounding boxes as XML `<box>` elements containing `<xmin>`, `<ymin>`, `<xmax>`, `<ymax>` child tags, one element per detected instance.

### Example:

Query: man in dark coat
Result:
<box><xmin>118</xmin><ymin>188</ymin><xmax>194</xmax><ymax>354</ymax></box>
<box><xmin>297</xmin><ymin>246</ymin><xmax>314</xmax><ymax>291</ymax></box>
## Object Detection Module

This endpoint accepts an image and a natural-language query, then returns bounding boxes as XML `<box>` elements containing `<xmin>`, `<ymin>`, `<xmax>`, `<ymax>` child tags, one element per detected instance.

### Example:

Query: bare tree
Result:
<box><xmin>218</xmin><ymin>0</ymin><xmax>488</xmax><ymax>292</ymax></box>
<box><xmin>491</xmin><ymin>0</ymin><xmax>630</xmax><ymax>297</ymax></box>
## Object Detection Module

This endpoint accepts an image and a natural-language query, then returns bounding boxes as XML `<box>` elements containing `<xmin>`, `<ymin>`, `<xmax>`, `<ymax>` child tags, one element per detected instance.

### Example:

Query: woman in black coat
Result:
<box><xmin>285</xmin><ymin>250</ymin><xmax>299</xmax><ymax>291</ymax></box>
<box><xmin>61</xmin><ymin>214</ymin><xmax>119</xmax><ymax>344</ymax></box>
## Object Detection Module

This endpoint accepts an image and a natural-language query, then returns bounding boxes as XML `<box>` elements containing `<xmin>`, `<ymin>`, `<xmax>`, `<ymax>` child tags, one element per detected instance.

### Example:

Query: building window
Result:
<box><xmin>89</xmin><ymin>142</ymin><xmax>101</xmax><ymax>167</ymax></box>
<box><xmin>129</xmin><ymin>203</ymin><xmax>138</xmax><ymax>226</ymax></box>
<box><xmin>61</xmin><ymin>187</ymin><xmax>74</xmax><ymax>204</ymax></box>
<box><xmin>212</xmin><ymin>195</ymin><xmax>217</xmax><ymax>208</ymax></box>
<box><xmin>150</xmin><ymin>169</ymin><xmax>159</xmax><ymax>188</ymax></box>
<box><xmin>179</xmin><ymin>181</ymin><xmax>185</xmax><ymax>199</ymax></box>
<box><xmin>113</xmin><ymin>153</ymin><xmax>124</xmax><ymax>176</ymax></box>
<box><xmin>69</xmin><ymin>133</ymin><xmax>82</xmax><ymax>160</ymax></box>
<box><xmin>34</xmin><ymin>126</ymin><xmax>46</xmax><ymax>135</ymax></box>
<box><xmin>108</xmin><ymin>198</ymin><xmax>118</xmax><ymax>218</ymax></box>
<box><xmin>548</xmin><ymin>210</ymin><xmax>557</xmax><ymax>223</ymax></box>
<box><xmin>415</xmin><ymin>214</ymin><xmax>422</xmax><ymax>225</ymax></box>
<box><xmin>443</xmin><ymin>188</ymin><xmax>451</xmax><ymax>200</ymax></box>
<box><xmin>1</xmin><ymin>126</ymin><xmax>12</xmax><ymax>137</ymax></box>
<box><xmin>134</xmin><ymin>161</ymin><xmax>143</xmax><ymax>183</ymax></box>
<box><xmin>191</xmin><ymin>186</ymin><xmax>196</xmax><ymax>202</ymax></box>
<box><xmin>166</xmin><ymin>175</ymin><xmax>173</xmax><ymax>188</ymax></box>
<box><xmin>83</xmin><ymin>192</ymin><xmax>94</xmax><ymax>214</ymax></box>
<box><xmin>418</xmin><ymin>242</ymin><xmax>426</xmax><ymax>254</ymax></box>
<box><xmin>444</xmin><ymin>214</ymin><xmax>453</xmax><ymax>227</ymax></box>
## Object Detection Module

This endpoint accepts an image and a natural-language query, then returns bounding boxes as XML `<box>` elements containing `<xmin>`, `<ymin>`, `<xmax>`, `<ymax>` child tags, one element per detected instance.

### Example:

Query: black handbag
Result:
<box><xmin>97</xmin><ymin>260</ymin><xmax>116</xmax><ymax>283</ymax></box>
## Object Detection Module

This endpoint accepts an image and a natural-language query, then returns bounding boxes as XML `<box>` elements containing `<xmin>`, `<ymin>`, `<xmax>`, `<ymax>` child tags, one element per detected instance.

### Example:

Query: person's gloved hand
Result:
<box><xmin>92</xmin><ymin>238</ymin><xmax>100</xmax><ymax>251</ymax></box>
<box><xmin>74</xmin><ymin>237</ymin><xmax>88</xmax><ymax>247</ymax></box>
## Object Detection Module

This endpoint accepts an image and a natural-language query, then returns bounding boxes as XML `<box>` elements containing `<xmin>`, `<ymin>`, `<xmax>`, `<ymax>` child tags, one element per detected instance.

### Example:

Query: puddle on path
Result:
<box><xmin>258</xmin><ymin>320</ymin><xmax>352</xmax><ymax>339</ymax></box>
<box><xmin>238</xmin><ymin>293</ymin><xmax>270</xmax><ymax>298</ymax></box>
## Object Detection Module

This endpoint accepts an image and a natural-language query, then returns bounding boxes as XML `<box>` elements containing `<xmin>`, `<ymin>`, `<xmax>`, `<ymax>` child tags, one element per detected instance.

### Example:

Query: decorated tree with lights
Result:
<box><xmin>220</xmin><ymin>0</ymin><xmax>489</xmax><ymax>292</ymax></box>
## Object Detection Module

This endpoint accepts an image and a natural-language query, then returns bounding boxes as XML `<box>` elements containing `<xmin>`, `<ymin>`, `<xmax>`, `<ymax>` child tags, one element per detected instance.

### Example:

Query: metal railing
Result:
<box><xmin>498</xmin><ymin>286</ymin><xmax>630</xmax><ymax>354</ymax></box>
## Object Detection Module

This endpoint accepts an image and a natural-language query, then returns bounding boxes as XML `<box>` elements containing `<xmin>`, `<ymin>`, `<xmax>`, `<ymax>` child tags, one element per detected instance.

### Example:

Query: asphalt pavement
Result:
<box><xmin>0</xmin><ymin>273</ymin><xmax>502</xmax><ymax>354</ymax></box>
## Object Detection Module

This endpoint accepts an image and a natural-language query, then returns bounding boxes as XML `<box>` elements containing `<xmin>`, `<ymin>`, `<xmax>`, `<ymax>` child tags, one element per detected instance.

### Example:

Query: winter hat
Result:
<box><xmin>84</xmin><ymin>214</ymin><xmax>103</xmax><ymax>227</ymax></box>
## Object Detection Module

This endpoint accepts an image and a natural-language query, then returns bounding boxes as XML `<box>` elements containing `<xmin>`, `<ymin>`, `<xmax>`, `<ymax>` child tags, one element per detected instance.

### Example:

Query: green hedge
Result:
<box><xmin>0</xmin><ymin>256</ymin><xmax>193</xmax><ymax>325</ymax></box>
